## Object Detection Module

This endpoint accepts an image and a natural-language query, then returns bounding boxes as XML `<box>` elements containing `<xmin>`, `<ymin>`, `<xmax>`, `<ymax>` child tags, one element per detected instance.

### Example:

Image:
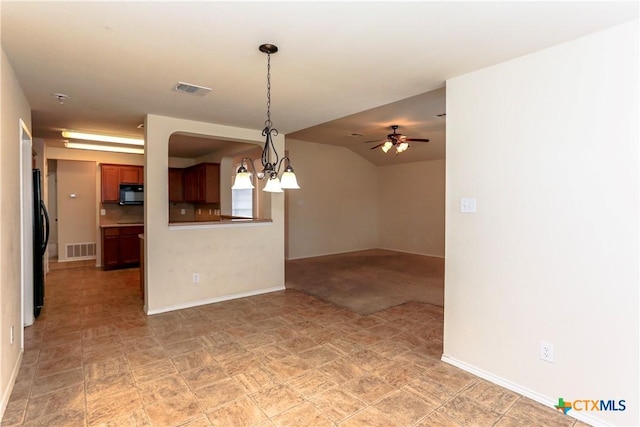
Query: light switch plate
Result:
<box><xmin>460</xmin><ymin>197</ymin><xmax>477</xmax><ymax>213</ymax></box>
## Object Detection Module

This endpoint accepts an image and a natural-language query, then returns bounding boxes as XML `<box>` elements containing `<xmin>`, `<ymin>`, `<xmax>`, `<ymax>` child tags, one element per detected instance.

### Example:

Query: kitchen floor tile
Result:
<box><xmin>373</xmin><ymin>389</ymin><xmax>435</xmax><ymax>426</ymax></box>
<box><xmin>310</xmin><ymin>388</ymin><xmax>367</xmax><ymax>423</ymax></box>
<box><xmin>250</xmin><ymin>384</ymin><xmax>305</xmax><ymax>418</ymax></box>
<box><xmin>205</xmin><ymin>396</ymin><xmax>267</xmax><ymax>427</ymax></box>
<box><xmin>343</xmin><ymin>374</ymin><xmax>395</xmax><ymax>404</ymax></box>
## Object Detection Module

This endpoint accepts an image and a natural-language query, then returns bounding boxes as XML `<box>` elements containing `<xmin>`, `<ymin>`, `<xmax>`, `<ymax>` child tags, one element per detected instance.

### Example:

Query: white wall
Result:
<box><xmin>378</xmin><ymin>159</ymin><xmax>445</xmax><ymax>257</ymax></box>
<box><xmin>444</xmin><ymin>21</ymin><xmax>639</xmax><ymax>426</ymax></box>
<box><xmin>0</xmin><ymin>48</ymin><xmax>31</xmax><ymax>419</ymax></box>
<box><xmin>144</xmin><ymin>114</ymin><xmax>284</xmax><ymax>313</ymax></box>
<box><xmin>285</xmin><ymin>139</ymin><xmax>379</xmax><ymax>259</ymax></box>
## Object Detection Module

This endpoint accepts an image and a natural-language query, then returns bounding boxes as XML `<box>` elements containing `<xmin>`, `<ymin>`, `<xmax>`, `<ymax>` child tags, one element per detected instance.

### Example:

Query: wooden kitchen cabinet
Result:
<box><xmin>183</xmin><ymin>163</ymin><xmax>220</xmax><ymax>204</ymax></box>
<box><xmin>101</xmin><ymin>165</ymin><xmax>120</xmax><ymax>203</ymax></box>
<box><xmin>101</xmin><ymin>164</ymin><xmax>144</xmax><ymax>203</ymax></box>
<box><xmin>102</xmin><ymin>226</ymin><xmax>144</xmax><ymax>270</ymax></box>
<box><xmin>119</xmin><ymin>165</ymin><xmax>143</xmax><ymax>184</ymax></box>
<box><xmin>168</xmin><ymin>168</ymin><xmax>184</xmax><ymax>202</ymax></box>
<box><xmin>102</xmin><ymin>228</ymin><xmax>121</xmax><ymax>269</ymax></box>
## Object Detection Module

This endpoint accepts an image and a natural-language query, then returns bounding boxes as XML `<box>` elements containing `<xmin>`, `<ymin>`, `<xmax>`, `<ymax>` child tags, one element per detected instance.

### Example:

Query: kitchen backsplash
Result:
<box><xmin>101</xmin><ymin>204</ymin><xmax>143</xmax><ymax>224</ymax></box>
<box><xmin>101</xmin><ymin>201</ymin><xmax>223</xmax><ymax>224</ymax></box>
<box><xmin>193</xmin><ymin>203</ymin><xmax>221</xmax><ymax>222</ymax></box>
<box><xmin>169</xmin><ymin>202</ymin><xmax>221</xmax><ymax>223</ymax></box>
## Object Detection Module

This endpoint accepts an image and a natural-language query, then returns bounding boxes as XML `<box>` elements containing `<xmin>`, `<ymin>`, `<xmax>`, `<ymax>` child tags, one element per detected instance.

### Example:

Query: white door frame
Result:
<box><xmin>20</xmin><ymin>119</ymin><xmax>34</xmax><ymax>331</ymax></box>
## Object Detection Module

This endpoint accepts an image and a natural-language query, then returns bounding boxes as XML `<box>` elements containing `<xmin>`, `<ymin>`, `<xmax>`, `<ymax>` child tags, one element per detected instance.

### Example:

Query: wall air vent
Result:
<box><xmin>172</xmin><ymin>82</ymin><xmax>212</xmax><ymax>97</ymax></box>
<box><xmin>65</xmin><ymin>242</ymin><xmax>96</xmax><ymax>260</ymax></box>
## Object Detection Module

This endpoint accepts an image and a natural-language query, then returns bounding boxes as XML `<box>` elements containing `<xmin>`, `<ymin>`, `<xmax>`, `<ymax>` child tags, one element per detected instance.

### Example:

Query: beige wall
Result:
<box><xmin>285</xmin><ymin>139</ymin><xmax>445</xmax><ymax>260</ymax></box>
<box><xmin>144</xmin><ymin>114</ymin><xmax>283</xmax><ymax>313</ymax></box>
<box><xmin>285</xmin><ymin>139</ymin><xmax>379</xmax><ymax>259</ymax></box>
<box><xmin>444</xmin><ymin>21</ymin><xmax>639</xmax><ymax>426</ymax></box>
<box><xmin>0</xmin><ymin>48</ymin><xmax>31</xmax><ymax>416</ymax></box>
<box><xmin>378</xmin><ymin>159</ymin><xmax>445</xmax><ymax>257</ymax></box>
<box><xmin>56</xmin><ymin>160</ymin><xmax>96</xmax><ymax>261</ymax></box>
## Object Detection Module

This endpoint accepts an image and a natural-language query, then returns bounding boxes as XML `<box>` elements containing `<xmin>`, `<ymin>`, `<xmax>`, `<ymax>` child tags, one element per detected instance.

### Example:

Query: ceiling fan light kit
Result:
<box><xmin>367</xmin><ymin>124</ymin><xmax>429</xmax><ymax>155</ymax></box>
<box><xmin>232</xmin><ymin>43</ymin><xmax>300</xmax><ymax>193</ymax></box>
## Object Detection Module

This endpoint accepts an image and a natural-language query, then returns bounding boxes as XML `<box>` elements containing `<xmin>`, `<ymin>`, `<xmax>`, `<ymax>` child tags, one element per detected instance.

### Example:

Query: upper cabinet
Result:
<box><xmin>168</xmin><ymin>168</ymin><xmax>184</xmax><ymax>202</ymax></box>
<box><xmin>119</xmin><ymin>165</ymin><xmax>144</xmax><ymax>185</ymax></box>
<box><xmin>182</xmin><ymin>163</ymin><xmax>220</xmax><ymax>204</ymax></box>
<box><xmin>101</xmin><ymin>164</ymin><xmax>144</xmax><ymax>203</ymax></box>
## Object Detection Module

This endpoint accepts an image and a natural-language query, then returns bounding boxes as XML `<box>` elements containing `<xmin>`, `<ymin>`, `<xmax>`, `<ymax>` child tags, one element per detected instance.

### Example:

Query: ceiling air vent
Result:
<box><xmin>172</xmin><ymin>82</ymin><xmax>212</xmax><ymax>97</ymax></box>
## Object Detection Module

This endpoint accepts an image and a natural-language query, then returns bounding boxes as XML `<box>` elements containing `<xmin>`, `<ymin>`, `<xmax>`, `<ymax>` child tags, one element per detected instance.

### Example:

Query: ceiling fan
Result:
<box><xmin>366</xmin><ymin>125</ymin><xmax>430</xmax><ymax>154</ymax></box>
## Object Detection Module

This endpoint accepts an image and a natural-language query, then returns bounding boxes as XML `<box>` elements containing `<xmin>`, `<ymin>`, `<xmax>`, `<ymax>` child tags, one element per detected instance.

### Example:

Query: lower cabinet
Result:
<box><xmin>102</xmin><ymin>226</ymin><xmax>144</xmax><ymax>270</ymax></box>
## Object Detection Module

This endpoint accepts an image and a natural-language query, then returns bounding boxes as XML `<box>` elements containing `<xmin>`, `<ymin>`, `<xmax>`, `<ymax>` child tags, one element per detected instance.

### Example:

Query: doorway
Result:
<box><xmin>47</xmin><ymin>160</ymin><xmax>58</xmax><ymax>261</ymax></box>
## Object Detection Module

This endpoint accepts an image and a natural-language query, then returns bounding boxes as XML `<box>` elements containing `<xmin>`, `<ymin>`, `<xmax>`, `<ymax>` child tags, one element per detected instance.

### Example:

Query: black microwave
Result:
<box><xmin>119</xmin><ymin>184</ymin><xmax>144</xmax><ymax>205</ymax></box>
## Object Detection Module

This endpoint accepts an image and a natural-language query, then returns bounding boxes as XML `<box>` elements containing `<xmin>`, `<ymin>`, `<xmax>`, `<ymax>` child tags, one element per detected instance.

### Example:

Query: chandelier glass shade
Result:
<box><xmin>231</xmin><ymin>167</ymin><xmax>254</xmax><ymax>190</ymax></box>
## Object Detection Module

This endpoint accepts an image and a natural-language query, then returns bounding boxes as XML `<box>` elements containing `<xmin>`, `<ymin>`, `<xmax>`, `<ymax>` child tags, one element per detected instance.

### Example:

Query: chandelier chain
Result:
<box><xmin>265</xmin><ymin>52</ymin><xmax>272</xmax><ymax>129</ymax></box>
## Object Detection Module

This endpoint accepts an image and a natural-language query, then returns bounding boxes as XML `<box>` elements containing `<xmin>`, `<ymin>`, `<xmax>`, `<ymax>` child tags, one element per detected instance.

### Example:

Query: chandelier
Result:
<box><xmin>232</xmin><ymin>44</ymin><xmax>300</xmax><ymax>193</ymax></box>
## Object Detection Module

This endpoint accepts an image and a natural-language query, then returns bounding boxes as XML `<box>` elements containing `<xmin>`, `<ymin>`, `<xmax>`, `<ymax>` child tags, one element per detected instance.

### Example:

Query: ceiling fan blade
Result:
<box><xmin>405</xmin><ymin>138</ymin><xmax>430</xmax><ymax>142</ymax></box>
<box><xmin>370</xmin><ymin>143</ymin><xmax>385</xmax><ymax>150</ymax></box>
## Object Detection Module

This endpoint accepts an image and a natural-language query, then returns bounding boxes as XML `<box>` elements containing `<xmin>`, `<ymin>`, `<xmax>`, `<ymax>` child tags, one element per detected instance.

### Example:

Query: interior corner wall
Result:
<box><xmin>144</xmin><ymin>114</ymin><xmax>284</xmax><ymax>313</ymax></box>
<box><xmin>444</xmin><ymin>21</ymin><xmax>639</xmax><ymax>426</ymax></box>
<box><xmin>0</xmin><ymin>48</ymin><xmax>31</xmax><ymax>419</ymax></box>
<box><xmin>284</xmin><ymin>139</ymin><xmax>379</xmax><ymax>260</ymax></box>
<box><xmin>377</xmin><ymin>159</ymin><xmax>445</xmax><ymax>257</ymax></box>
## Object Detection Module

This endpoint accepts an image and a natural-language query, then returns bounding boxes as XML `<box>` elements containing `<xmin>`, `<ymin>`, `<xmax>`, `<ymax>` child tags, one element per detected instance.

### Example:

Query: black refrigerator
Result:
<box><xmin>33</xmin><ymin>169</ymin><xmax>49</xmax><ymax>318</ymax></box>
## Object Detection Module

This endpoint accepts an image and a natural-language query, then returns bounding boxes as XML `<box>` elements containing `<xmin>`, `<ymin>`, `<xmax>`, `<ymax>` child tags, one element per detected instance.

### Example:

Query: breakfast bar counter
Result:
<box><xmin>169</xmin><ymin>216</ymin><xmax>272</xmax><ymax>229</ymax></box>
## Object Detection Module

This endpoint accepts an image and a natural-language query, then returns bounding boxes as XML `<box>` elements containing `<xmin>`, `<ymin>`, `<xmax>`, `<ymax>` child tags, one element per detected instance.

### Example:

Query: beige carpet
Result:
<box><xmin>285</xmin><ymin>249</ymin><xmax>444</xmax><ymax>315</ymax></box>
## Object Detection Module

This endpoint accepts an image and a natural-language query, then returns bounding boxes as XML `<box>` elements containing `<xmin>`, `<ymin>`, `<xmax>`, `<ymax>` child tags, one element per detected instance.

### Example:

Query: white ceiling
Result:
<box><xmin>2</xmin><ymin>2</ymin><xmax>637</xmax><ymax>165</ymax></box>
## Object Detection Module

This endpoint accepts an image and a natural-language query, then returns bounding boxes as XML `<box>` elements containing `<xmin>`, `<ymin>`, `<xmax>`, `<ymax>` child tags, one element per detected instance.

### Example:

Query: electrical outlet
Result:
<box><xmin>100</xmin><ymin>209</ymin><xmax>106</xmax><ymax>216</ymax></box>
<box><xmin>180</xmin><ymin>209</ymin><xmax>186</xmax><ymax>215</ymax></box>
<box><xmin>540</xmin><ymin>340</ymin><xmax>554</xmax><ymax>363</ymax></box>
<box><xmin>460</xmin><ymin>197</ymin><xmax>477</xmax><ymax>213</ymax></box>
<box><xmin>193</xmin><ymin>273</ymin><xmax>200</xmax><ymax>284</ymax></box>
<box><xmin>10</xmin><ymin>325</ymin><xmax>14</xmax><ymax>344</ymax></box>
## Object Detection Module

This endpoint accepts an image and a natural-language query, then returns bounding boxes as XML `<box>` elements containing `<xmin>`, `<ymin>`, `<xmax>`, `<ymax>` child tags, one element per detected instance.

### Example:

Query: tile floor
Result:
<box><xmin>2</xmin><ymin>266</ymin><xmax>587</xmax><ymax>426</ymax></box>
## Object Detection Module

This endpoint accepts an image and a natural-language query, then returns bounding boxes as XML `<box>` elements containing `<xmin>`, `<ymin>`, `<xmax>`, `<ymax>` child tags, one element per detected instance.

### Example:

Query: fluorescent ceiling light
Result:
<box><xmin>64</xmin><ymin>142</ymin><xmax>144</xmax><ymax>155</ymax></box>
<box><xmin>62</xmin><ymin>130</ymin><xmax>144</xmax><ymax>146</ymax></box>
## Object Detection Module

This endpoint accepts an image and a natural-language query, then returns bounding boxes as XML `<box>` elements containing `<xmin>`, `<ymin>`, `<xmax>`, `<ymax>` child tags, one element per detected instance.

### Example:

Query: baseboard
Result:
<box><xmin>0</xmin><ymin>349</ymin><xmax>23</xmax><ymax>421</ymax></box>
<box><xmin>286</xmin><ymin>247</ymin><xmax>377</xmax><ymax>261</ymax></box>
<box><xmin>377</xmin><ymin>247</ymin><xmax>445</xmax><ymax>258</ymax></box>
<box><xmin>441</xmin><ymin>355</ymin><xmax>610</xmax><ymax>427</ymax></box>
<box><xmin>286</xmin><ymin>247</ymin><xmax>445</xmax><ymax>261</ymax></box>
<box><xmin>146</xmin><ymin>285</ymin><xmax>286</xmax><ymax>315</ymax></box>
